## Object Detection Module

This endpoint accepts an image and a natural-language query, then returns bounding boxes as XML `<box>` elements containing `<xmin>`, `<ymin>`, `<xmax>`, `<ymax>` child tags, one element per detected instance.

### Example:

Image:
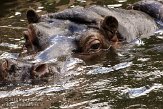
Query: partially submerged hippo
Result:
<box><xmin>0</xmin><ymin>58</ymin><xmax>54</xmax><ymax>84</ymax></box>
<box><xmin>0</xmin><ymin>0</ymin><xmax>163</xmax><ymax>83</ymax></box>
<box><xmin>24</xmin><ymin>4</ymin><xmax>158</xmax><ymax>54</ymax></box>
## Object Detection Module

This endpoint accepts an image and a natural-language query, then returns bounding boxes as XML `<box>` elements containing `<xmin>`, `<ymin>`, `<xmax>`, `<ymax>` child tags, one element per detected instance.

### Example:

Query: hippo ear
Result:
<box><xmin>100</xmin><ymin>16</ymin><xmax>118</xmax><ymax>40</ymax></box>
<box><xmin>27</xmin><ymin>9</ymin><xmax>40</xmax><ymax>23</ymax></box>
<box><xmin>101</xmin><ymin>16</ymin><xmax>118</xmax><ymax>34</ymax></box>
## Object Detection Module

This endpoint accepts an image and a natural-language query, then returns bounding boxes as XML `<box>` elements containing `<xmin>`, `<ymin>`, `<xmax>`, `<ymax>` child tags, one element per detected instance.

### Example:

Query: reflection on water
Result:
<box><xmin>0</xmin><ymin>0</ymin><xmax>163</xmax><ymax>109</ymax></box>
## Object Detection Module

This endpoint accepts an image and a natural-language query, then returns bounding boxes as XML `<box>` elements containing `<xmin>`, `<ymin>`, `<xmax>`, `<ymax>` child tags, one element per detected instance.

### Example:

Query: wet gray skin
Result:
<box><xmin>46</xmin><ymin>5</ymin><xmax>158</xmax><ymax>42</ymax></box>
<box><xmin>24</xmin><ymin>4</ymin><xmax>159</xmax><ymax>59</ymax></box>
<box><xmin>0</xmin><ymin>58</ymin><xmax>55</xmax><ymax>83</ymax></box>
<box><xmin>0</xmin><ymin>58</ymin><xmax>32</xmax><ymax>83</ymax></box>
<box><xmin>25</xmin><ymin>19</ymin><xmax>86</xmax><ymax>62</ymax></box>
<box><xmin>129</xmin><ymin>0</ymin><xmax>163</xmax><ymax>21</ymax></box>
<box><xmin>26</xmin><ymin>4</ymin><xmax>160</xmax><ymax>62</ymax></box>
<box><xmin>1</xmin><ymin>0</ymin><xmax>163</xmax><ymax>83</ymax></box>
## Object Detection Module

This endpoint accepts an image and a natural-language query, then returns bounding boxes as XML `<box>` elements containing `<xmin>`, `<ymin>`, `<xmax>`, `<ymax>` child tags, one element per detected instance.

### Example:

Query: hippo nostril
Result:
<box><xmin>23</xmin><ymin>31</ymin><xmax>29</xmax><ymax>41</ymax></box>
<box><xmin>0</xmin><ymin>59</ymin><xmax>9</xmax><ymax>81</ymax></box>
<box><xmin>31</xmin><ymin>64</ymin><xmax>49</xmax><ymax>78</ymax></box>
<box><xmin>23</xmin><ymin>30</ymin><xmax>37</xmax><ymax>52</ymax></box>
<box><xmin>23</xmin><ymin>30</ymin><xmax>32</xmax><ymax>49</ymax></box>
<box><xmin>35</xmin><ymin>64</ymin><xmax>46</xmax><ymax>73</ymax></box>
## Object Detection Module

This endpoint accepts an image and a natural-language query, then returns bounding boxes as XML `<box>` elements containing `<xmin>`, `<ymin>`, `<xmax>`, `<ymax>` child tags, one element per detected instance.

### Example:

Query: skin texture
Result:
<box><xmin>24</xmin><ymin>5</ymin><xmax>158</xmax><ymax>53</ymax></box>
<box><xmin>1</xmin><ymin>0</ymin><xmax>163</xmax><ymax>83</ymax></box>
<box><xmin>128</xmin><ymin>0</ymin><xmax>163</xmax><ymax>21</ymax></box>
<box><xmin>0</xmin><ymin>58</ymin><xmax>54</xmax><ymax>83</ymax></box>
<box><xmin>46</xmin><ymin>5</ymin><xmax>158</xmax><ymax>42</ymax></box>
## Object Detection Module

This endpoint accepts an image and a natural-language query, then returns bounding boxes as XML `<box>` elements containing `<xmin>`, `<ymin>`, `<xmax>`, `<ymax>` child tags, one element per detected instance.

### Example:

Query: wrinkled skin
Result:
<box><xmin>0</xmin><ymin>0</ymin><xmax>163</xmax><ymax>83</ymax></box>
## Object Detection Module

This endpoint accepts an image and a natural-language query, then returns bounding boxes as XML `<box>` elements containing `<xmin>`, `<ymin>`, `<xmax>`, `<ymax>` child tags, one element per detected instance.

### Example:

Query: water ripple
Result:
<box><xmin>87</xmin><ymin>62</ymin><xmax>133</xmax><ymax>75</ymax></box>
<box><xmin>121</xmin><ymin>83</ymin><xmax>163</xmax><ymax>99</ymax></box>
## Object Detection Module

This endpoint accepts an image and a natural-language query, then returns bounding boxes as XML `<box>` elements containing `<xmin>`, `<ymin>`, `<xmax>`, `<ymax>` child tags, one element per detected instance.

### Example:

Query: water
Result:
<box><xmin>0</xmin><ymin>0</ymin><xmax>163</xmax><ymax>109</ymax></box>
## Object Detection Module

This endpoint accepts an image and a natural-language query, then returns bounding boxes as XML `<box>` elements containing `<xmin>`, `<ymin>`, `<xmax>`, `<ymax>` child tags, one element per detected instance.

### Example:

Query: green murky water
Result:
<box><xmin>0</xmin><ymin>0</ymin><xmax>163</xmax><ymax>109</ymax></box>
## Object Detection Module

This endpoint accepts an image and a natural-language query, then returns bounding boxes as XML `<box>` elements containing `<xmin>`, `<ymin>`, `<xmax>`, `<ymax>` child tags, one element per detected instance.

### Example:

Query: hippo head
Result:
<box><xmin>23</xmin><ymin>9</ymin><xmax>120</xmax><ymax>59</ymax></box>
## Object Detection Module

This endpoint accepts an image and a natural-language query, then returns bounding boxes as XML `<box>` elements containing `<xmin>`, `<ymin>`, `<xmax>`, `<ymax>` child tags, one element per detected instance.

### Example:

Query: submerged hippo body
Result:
<box><xmin>1</xmin><ymin>0</ymin><xmax>163</xmax><ymax>82</ymax></box>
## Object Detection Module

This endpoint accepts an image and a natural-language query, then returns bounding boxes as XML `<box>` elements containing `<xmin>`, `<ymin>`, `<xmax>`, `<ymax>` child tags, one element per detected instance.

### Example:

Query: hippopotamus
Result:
<box><xmin>0</xmin><ymin>58</ymin><xmax>54</xmax><ymax>84</ymax></box>
<box><xmin>0</xmin><ymin>0</ymin><xmax>163</xmax><ymax>83</ymax></box>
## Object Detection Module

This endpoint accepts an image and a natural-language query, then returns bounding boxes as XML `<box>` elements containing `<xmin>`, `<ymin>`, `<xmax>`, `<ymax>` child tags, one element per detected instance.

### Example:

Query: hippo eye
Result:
<box><xmin>90</xmin><ymin>43</ymin><xmax>101</xmax><ymax>50</ymax></box>
<box><xmin>88</xmin><ymin>39</ymin><xmax>102</xmax><ymax>52</ymax></box>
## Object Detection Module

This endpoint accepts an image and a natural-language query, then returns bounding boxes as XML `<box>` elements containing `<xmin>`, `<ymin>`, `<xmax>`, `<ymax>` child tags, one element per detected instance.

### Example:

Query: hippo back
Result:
<box><xmin>130</xmin><ymin>0</ymin><xmax>163</xmax><ymax>21</ymax></box>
